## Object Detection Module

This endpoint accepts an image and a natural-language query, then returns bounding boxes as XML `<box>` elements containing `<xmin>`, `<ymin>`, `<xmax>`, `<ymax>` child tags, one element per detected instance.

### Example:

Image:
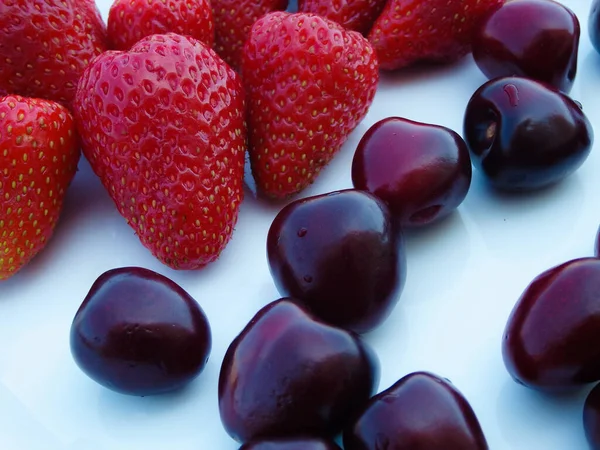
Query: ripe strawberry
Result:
<box><xmin>212</xmin><ymin>0</ymin><xmax>288</xmax><ymax>71</ymax></box>
<box><xmin>107</xmin><ymin>0</ymin><xmax>214</xmax><ymax>51</ymax></box>
<box><xmin>0</xmin><ymin>0</ymin><xmax>107</xmax><ymax>106</ymax></box>
<box><xmin>368</xmin><ymin>0</ymin><xmax>505</xmax><ymax>70</ymax></box>
<box><xmin>0</xmin><ymin>95</ymin><xmax>80</xmax><ymax>280</ymax></box>
<box><xmin>73</xmin><ymin>33</ymin><xmax>246</xmax><ymax>270</ymax></box>
<box><xmin>298</xmin><ymin>0</ymin><xmax>387</xmax><ymax>35</ymax></box>
<box><xmin>241</xmin><ymin>12</ymin><xmax>379</xmax><ymax>199</ymax></box>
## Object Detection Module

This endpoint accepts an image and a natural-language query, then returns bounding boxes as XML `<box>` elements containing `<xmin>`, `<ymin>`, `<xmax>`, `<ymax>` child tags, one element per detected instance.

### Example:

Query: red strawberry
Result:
<box><xmin>368</xmin><ymin>0</ymin><xmax>505</xmax><ymax>70</ymax></box>
<box><xmin>107</xmin><ymin>0</ymin><xmax>214</xmax><ymax>51</ymax></box>
<box><xmin>73</xmin><ymin>33</ymin><xmax>246</xmax><ymax>270</ymax></box>
<box><xmin>0</xmin><ymin>0</ymin><xmax>107</xmax><ymax>106</ymax></box>
<box><xmin>241</xmin><ymin>12</ymin><xmax>379</xmax><ymax>199</ymax></box>
<box><xmin>212</xmin><ymin>0</ymin><xmax>288</xmax><ymax>71</ymax></box>
<box><xmin>298</xmin><ymin>0</ymin><xmax>387</xmax><ymax>35</ymax></box>
<box><xmin>0</xmin><ymin>95</ymin><xmax>80</xmax><ymax>280</ymax></box>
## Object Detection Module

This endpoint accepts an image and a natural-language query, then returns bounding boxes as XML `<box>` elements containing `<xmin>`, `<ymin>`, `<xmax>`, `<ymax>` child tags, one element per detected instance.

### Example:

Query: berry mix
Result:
<box><xmin>1</xmin><ymin>0</ymin><xmax>599</xmax><ymax>448</ymax></box>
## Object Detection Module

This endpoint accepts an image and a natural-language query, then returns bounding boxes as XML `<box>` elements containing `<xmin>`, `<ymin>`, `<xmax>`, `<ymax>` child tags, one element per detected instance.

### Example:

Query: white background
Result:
<box><xmin>0</xmin><ymin>0</ymin><xmax>598</xmax><ymax>448</ymax></box>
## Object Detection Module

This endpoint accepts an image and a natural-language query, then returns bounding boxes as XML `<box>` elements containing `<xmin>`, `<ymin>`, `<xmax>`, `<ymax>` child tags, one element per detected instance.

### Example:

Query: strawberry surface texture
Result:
<box><xmin>212</xmin><ymin>0</ymin><xmax>288</xmax><ymax>71</ymax></box>
<box><xmin>242</xmin><ymin>12</ymin><xmax>379</xmax><ymax>200</ymax></box>
<box><xmin>298</xmin><ymin>0</ymin><xmax>387</xmax><ymax>35</ymax></box>
<box><xmin>0</xmin><ymin>95</ymin><xmax>80</xmax><ymax>280</ymax></box>
<box><xmin>74</xmin><ymin>33</ymin><xmax>246</xmax><ymax>270</ymax></box>
<box><xmin>369</xmin><ymin>0</ymin><xmax>505</xmax><ymax>70</ymax></box>
<box><xmin>0</xmin><ymin>0</ymin><xmax>107</xmax><ymax>106</ymax></box>
<box><xmin>107</xmin><ymin>0</ymin><xmax>214</xmax><ymax>51</ymax></box>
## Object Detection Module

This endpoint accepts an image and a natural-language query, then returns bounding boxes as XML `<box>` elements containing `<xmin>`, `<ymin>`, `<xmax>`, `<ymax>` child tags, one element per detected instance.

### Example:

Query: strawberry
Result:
<box><xmin>368</xmin><ymin>0</ymin><xmax>505</xmax><ymax>70</ymax></box>
<box><xmin>212</xmin><ymin>0</ymin><xmax>288</xmax><ymax>71</ymax></box>
<box><xmin>107</xmin><ymin>0</ymin><xmax>214</xmax><ymax>51</ymax></box>
<box><xmin>241</xmin><ymin>12</ymin><xmax>379</xmax><ymax>199</ymax></box>
<box><xmin>0</xmin><ymin>0</ymin><xmax>107</xmax><ymax>106</ymax></box>
<box><xmin>73</xmin><ymin>33</ymin><xmax>246</xmax><ymax>270</ymax></box>
<box><xmin>0</xmin><ymin>95</ymin><xmax>80</xmax><ymax>280</ymax></box>
<box><xmin>297</xmin><ymin>0</ymin><xmax>387</xmax><ymax>35</ymax></box>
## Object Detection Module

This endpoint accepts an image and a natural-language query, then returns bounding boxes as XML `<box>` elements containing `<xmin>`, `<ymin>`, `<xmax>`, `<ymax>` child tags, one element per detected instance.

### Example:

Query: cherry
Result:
<box><xmin>352</xmin><ymin>117</ymin><xmax>472</xmax><ymax>227</ymax></box>
<box><xmin>472</xmin><ymin>0</ymin><xmax>580</xmax><ymax>93</ymax></box>
<box><xmin>239</xmin><ymin>438</ymin><xmax>342</xmax><ymax>450</ymax></box>
<box><xmin>219</xmin><ymin>299</ymin><xmax>379</xmax><ymax>443</ymax></box>
<box><xmin>590</xmin><ymin>0</ymin><xmax>600</xmax><ymax>56</ymax></box>
<box><xmin>343</xmin><ymin>372</ymin><xmax>488</xmax><ymax>450</ymax></box>
<box><xmin>503</xmin><ymin>258</ymin><xmax>600</xmax><ymax>390</ymax></box>
<box><xmin>584</xmin><ymin>383</ymin><xmax>600</xmax><ymax>449</ymax></box>
<box><xmin>266</xmin><ymin>189</ymin><xmax>406</xmax><ymax>334</ymax></box>
<box><xmin>463</xmin><ymin>76</ymin><xmax>593</xmax><ymax>191</ymax></box>
<box><xmin>70</xmin><ymin>267</ymin><xmax>211</xmax><ymax>396</ymax></box>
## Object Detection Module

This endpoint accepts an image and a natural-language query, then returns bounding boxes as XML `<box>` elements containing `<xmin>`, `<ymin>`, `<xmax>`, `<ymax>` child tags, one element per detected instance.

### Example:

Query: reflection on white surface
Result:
<box><xmin>496</xmin><ymin>380</ymin><xmax>591</xmax><ymax>450</ymax></box>
<box><xmin>0</xmin><ymin>0</ymin><xmax>598</xmax><ymax>448</ymax></box>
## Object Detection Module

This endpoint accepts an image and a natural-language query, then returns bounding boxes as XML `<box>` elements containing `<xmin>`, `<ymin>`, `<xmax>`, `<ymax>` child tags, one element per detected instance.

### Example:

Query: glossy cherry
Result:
<box><xmin>267</xmin><ymin>189</ymin><xmax>406</xmax><ymax>334</ymax></box>
<box><xmin>352</xmin><ymin>117</ymin><xmax>472</xmax><ymax>227</ymax></box>
<box><xmin>239</xmin><ymin>438</ymin><xmax>342</xmax><ymax>450</ymax></box>
<box><xmin>344</xmin><ymin>372</ymin><xmax>488</xmax><ymax>450</ymax></box>
<box><xmin>590</xmin><ymin>0</ymin><xmax>600</xmax><ymax>56</ymax></box>
<box><xmin>584</xmin><ymin>383</ymin><xmax>600</xmax><ymax>449</ymax></box>
<box><xmin>503</xmin><ymin>258</ymin><xmax>600</xmax><ymax>390</ymax></box>
<box><xmin>70</xmin><ymin>267</ymin><xmax>212</xmax><ymax>396</ymax></box>
<box><xmin>219</xmin><ymin>299</ymin><xmax>379</xmax><ymax>443</ymax></box>
<box><xmin>472</xmin><ymin>0</ymin><xmax>580</xmax><ymax>93</ymax></box>
<box><xmin>463</xmin><ymin>76</ymin><xmax>593</xmax><ymax>191</ymax></box>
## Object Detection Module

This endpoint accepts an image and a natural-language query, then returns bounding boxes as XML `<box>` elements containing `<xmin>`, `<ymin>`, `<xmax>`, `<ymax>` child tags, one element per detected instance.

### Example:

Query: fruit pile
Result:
<box><xmin>1</xmin><ymin>0</ymin><xmax>600</xmax><ymax>448</ymax></box>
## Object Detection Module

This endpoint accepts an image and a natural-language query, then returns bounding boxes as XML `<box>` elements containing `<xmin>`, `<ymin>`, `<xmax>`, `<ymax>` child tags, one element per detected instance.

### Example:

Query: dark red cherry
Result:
<box><xmin>472</xmin><ymin>0</ymin><xmax>580</xmax><ymax>93</ymax></box>
<box><xmin>70</xmin><ymin>267</ymin><xmax>211</xmax><ymax>396</ymax></box>
<box><xmin>463</xmin><ymin>76</ymin><xmax>593</xmax><ymax>191</ymax></box>
<box><xmin>267</xmin><ymin>189</ymin><xmax>406</xmax><ymax>334</ymax></box>
<box><xmin>590</xmin><ymin>0</ymin><xmax>600</xmax><ymax>55</ymax></box>
<box><xmin>503</xmin><ymin>258</ymin><xmax>600</xmax><ymax>390</ymax></box>
<box><xmin>584</xmin><ymin>383</ymin><xmax>600</xmax><ymax>449</ymax></box>
<box><xmin>351</xmin><ymin>117</ymin><xmax>472</xmax><ymax>227</ymax></box>
<box><xmin>219</xmin><ymin>299</ymin><xmax>379</xmax><ymax>443</ymax></box>
<box><xmin>343</xmin><ymin>372</ymin><xmax>488</xmax><ymax>450</ymax></box>
<box><xmin>239</xmin><ymin>438</ymin><xmax>342</xmax><ymax>450</ymax></box>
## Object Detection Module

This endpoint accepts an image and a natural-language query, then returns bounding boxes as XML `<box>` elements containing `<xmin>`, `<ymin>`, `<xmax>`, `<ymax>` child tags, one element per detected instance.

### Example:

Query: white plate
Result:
<box><xmin>0</xmin><ymin>0</ymin><xmax>597</xmax><ymax>448</ymax></box>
